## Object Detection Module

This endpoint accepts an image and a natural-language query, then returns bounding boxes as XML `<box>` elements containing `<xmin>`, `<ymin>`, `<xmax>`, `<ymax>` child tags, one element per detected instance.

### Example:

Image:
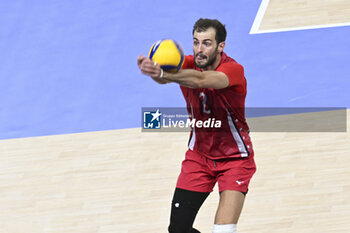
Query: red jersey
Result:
<box><xmin>180</xmin><ymin>52</ymin><xmax>253</xmax><ymax>159</ymax></box>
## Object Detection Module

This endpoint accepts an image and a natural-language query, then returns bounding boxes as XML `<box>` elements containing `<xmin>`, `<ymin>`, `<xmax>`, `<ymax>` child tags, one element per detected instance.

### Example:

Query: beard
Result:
<box><xmin>194</xmin><ymin>46</ymin><xmax>219</xmax><ymax>69</ymax></box>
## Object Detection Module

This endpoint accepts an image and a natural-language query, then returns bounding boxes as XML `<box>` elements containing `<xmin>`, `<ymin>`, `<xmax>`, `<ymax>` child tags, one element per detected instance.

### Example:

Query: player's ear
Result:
<box><xmin>217</xmin><ymin>41</ymin><xmax>225</xmax><ymax>53</ymax></box>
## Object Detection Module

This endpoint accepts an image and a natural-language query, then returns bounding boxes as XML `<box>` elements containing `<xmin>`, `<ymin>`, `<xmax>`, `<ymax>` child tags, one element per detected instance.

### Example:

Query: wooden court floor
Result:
<box><xmin>1</xmin><ymin>0</ymin><xmax>350</xmax><ymax>232</ymax></box>
<box><xmin>0</xmin><ymin>110</ymin><xmax>349</xmax><ymax>233</ymax></box>
<box><xmin>258</xmin><ymin>0</ymin><xmax>350</xmax><ymax>32</ymax></box>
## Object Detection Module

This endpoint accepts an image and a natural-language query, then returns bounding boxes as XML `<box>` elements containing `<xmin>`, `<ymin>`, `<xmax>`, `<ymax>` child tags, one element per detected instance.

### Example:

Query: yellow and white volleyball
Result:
<box><xmin>148</xmin><ymin>39</ymin><xmax>184</xmax><ymax>72</ymax></box>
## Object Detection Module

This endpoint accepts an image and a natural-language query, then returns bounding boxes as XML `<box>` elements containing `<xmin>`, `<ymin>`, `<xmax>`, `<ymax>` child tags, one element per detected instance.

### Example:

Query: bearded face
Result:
<box><xmin>193</xmin><ymin>27</ymin><xmax>224</xmax><ymax>70</ymax></box>
<box><xmin>194</xmin><ymin>45</ymin><xmax>219</xmax><ymax>69</ymax></box>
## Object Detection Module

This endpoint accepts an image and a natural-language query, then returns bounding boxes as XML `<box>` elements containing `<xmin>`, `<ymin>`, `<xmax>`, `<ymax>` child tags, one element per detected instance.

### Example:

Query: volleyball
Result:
<box><xmin>148</xmin><ymin>39</ymin><xmax>184</xmax><ymax>72</ymax></box>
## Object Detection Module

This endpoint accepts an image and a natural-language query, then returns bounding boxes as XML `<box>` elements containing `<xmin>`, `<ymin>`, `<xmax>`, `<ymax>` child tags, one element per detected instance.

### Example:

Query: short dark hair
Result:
<box><xmin>192</xmin><ymin>18</ymin><xmax>227</xmax><ymax>44</ymax></box>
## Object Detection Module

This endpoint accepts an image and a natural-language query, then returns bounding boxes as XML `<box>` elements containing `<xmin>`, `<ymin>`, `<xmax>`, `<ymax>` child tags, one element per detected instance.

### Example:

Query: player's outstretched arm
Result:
<box><xmin>162</xmin><ymin>69</ymin><xmax>230</xmax><ymax>89</ymax></box>
<box><xmin>137</xmin><ymin>55</ymin><xmax>232</xmax><ymax>89</ymax></box>
<box><xmin>137</xmin><ymin>55</ymin><xmax>172</xmax><ymax>84</ymax></box>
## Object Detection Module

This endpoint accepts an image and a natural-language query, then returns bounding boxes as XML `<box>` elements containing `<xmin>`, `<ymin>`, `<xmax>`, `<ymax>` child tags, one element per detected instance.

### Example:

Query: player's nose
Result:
<box><xmin>198</xmin><ymin>43</ymin><xmax>204</xmax><ymax>52</ymax></box>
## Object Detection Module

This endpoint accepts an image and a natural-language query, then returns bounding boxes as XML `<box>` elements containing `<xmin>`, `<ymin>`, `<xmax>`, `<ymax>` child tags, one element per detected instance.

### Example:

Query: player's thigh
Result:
<box><xmin>214</xmin><ymin>157</ymin><xmax>256</xmax><ymax>224</ymax></box>
<box><xmin>176</xmin><ymin>150</ymin><xmax>216</xmax><ymax>193</ymax></box>
<box><xmin>217</xmin><ymin>157</ymin><xmax>256</xmax><ymax>193</ymax></box>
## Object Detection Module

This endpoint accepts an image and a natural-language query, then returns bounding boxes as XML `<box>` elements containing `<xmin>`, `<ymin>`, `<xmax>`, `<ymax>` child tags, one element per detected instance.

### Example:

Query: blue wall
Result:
<box><xmin>0</xmin><ymin>0</ymin><xmax>349</xmax><ymax>139</ymax></box>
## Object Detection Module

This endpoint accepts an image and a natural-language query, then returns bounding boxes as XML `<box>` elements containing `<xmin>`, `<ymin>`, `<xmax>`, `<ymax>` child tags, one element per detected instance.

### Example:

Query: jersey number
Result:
<box><xmin>199</xmin><ymin>92</ymin><xmax>211</xmax><ymax>114</ymax></box>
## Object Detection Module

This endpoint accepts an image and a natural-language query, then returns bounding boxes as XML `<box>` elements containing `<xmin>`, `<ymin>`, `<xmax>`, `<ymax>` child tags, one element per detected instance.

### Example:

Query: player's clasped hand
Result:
<box><xmin>137</xmin><ymin>55</ymin><xmax>162</xmax><ymax>79</ymax></box>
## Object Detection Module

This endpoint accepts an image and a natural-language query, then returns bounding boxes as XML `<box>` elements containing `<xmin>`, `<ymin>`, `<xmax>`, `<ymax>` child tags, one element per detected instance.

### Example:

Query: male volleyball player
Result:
<box><xmin>137</xmin><ymin>18</ymin><xmax>256</xmax><ymax>233</ymax></box>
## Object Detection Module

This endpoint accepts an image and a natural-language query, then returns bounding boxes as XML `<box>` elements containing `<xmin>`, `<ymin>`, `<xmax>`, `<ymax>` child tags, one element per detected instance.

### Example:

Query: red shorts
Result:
<box><xmin>176</xmin><ymin>149</ymin><xmax>256</xmax><ymax>193</ymax></box>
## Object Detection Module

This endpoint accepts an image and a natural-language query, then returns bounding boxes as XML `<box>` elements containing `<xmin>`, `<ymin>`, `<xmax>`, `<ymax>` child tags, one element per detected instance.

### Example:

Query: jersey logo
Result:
<box><xmin>235</xmin><ymin>180</ymin><xmax>244</xmax><ymax>185</ymax></box>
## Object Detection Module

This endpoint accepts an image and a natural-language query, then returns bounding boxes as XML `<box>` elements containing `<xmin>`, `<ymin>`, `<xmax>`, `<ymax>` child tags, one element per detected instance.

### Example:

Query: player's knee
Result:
<box><xmin>168</xmin><ymin>224</ymin><xmax>201</xmax><ymax>233</ymax></box>
<box><xmin>190</xmin><ymin>228</ymin><xmax>201</xmax><ymax>233</ymax></box>
<box><xmin>168</xmin><ymin>200</ymin><xmax>197</xmax><ymax>233</ymax></box>
<box><xmin>168</xmin><ymin>226</ymin><xmax>201</xmax><ymax>233</ymax></box>
<box><xmin>168</xmin><ymin>188</ymin><xmax>209</xmax><ymax>233</ymax></box>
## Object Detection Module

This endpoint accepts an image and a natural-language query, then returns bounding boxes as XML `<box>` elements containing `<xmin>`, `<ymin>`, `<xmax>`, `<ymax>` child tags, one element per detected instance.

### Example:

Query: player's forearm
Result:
<box><xmin>162</xmin><ymin>69</ymin><xmax>204</xmax><ymax>88</ymax></box>
<box><xmin>151</xmin><ymin>76</ymin><xmax>172</xmax><ymax>84</ymax></box>
<box><xmin>162</xmin><ymin>69</ymin><xmax>229</xmax><ymax>89</ymax></box>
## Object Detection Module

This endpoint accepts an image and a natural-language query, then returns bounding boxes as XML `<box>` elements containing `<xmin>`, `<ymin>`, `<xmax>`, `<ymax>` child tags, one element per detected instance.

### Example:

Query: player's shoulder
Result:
<box><xmin>221</xmin><ymin>52</ymin><xmax>239</xmax><ymax>65</ymax></box>
<box><xmin>217</xmin><ymin>52</ymin><xmax>244</xmax><ymax>72</ymax></box>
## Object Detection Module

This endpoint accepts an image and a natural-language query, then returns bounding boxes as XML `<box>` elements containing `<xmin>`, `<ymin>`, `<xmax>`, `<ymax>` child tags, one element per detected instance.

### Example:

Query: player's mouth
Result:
<box><xmin>196</xmin><ymin>53</ymin><xmax>207</xmax><ymax>62</ymax></box>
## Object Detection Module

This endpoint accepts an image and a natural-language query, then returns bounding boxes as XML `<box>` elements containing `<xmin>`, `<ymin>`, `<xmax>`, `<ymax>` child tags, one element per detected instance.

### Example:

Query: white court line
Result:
<box><xmin>249</xmin><ymin>0</ymin><xmax>270</xmax><ymax>34</ymax></box>
<box><xmin>251</xmin><ymin>22</ymin><xmax>350</xmax><ymax>34</ymax></box>
<box><xmin>249</xmin><ymin>0</ymin><xmax>350</xmax><ymax>34</ymax></box>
